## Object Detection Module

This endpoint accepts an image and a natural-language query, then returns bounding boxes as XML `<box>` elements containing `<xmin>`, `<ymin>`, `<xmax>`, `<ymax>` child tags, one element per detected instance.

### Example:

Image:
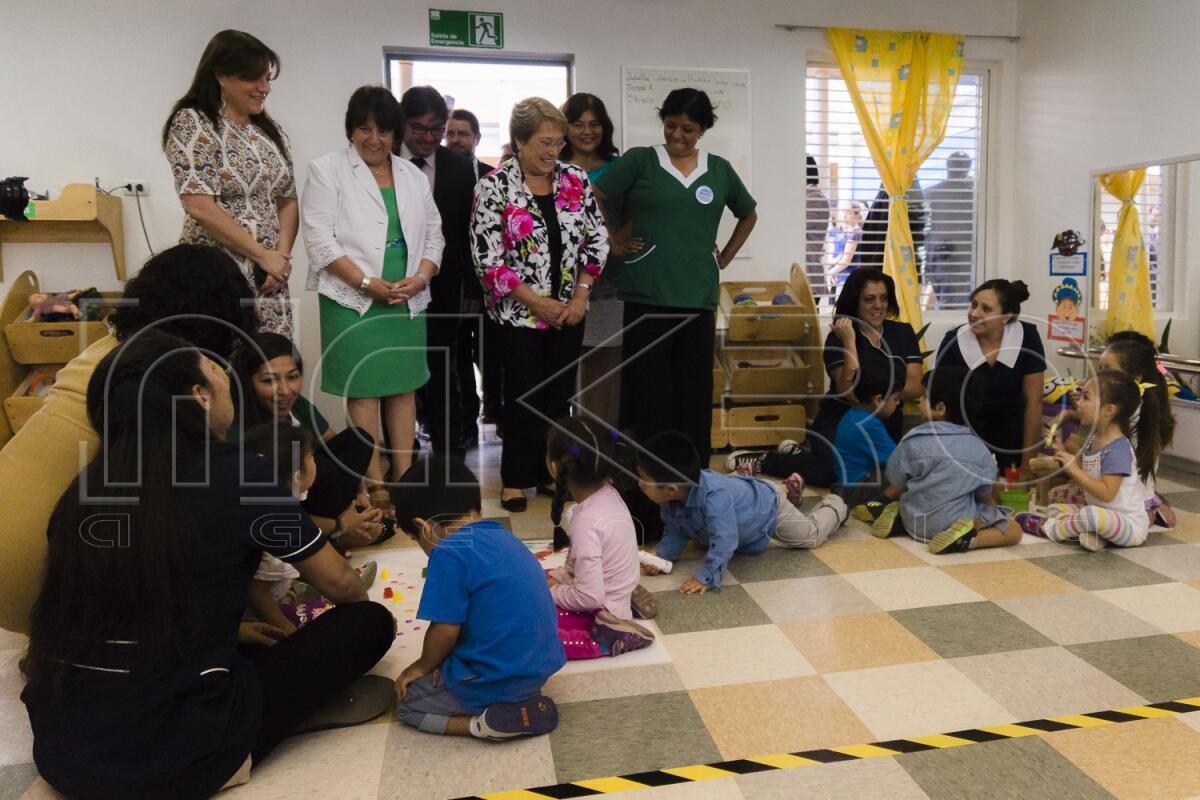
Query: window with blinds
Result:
<box><xmin>1093</xmin><ymin>166</ymin><xmax>1170</xmax><ymax>311</ymax></box>
<box><xmin>804</xmin><ymin>64</ymin><xmax>987</xmax><ymax>311</ymax></box>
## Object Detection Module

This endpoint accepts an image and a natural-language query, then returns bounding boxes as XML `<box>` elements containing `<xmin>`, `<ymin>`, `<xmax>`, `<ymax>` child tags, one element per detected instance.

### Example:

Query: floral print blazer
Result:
<box><xmin>471</xmin><ymin>158</ymin><xmax>609</xmax><ymax>329</ymax></box>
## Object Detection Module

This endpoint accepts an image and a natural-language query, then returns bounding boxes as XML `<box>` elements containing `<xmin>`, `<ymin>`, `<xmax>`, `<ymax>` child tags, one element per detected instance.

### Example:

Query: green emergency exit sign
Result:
<box><xmin>429</xmin><ymin>9</ymin><xmax>504</xmax><ymax>49</ymax></box>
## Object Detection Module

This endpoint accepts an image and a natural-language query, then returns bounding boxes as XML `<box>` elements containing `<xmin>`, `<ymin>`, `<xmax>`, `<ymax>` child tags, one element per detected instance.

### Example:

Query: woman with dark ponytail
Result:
<box><xmin>545</xmin><ymin>418</ymin><xmax>655</xmax><ymax>658</ymax></box>
<box><xmin>1099</xmin><ymin>330</ymin><xmax>1177</xmax><ymax>527</ymax></box>
<box><xmin>22</xmin><ymin>331</ymin><xmax>394</xmax><ymax>799</ymax></box>
<box><xmin>934</xmin><ymin>279</ymin><xmax>1047</xmax><ymax>468</ymax></box>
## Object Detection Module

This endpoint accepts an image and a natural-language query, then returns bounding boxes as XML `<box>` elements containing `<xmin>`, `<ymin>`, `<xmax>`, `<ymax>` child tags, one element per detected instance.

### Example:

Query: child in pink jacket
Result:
<box><xmin>546</xmin><ymin>419</ymin><xmax>654</xmax><ymax>658</ymax></box>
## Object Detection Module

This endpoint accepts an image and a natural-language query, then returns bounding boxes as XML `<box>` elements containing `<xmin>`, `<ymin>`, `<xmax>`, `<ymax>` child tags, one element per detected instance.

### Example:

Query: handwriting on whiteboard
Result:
<box><xmin>624</xmin><ymin>69</ymin><xmax>748</xmax><ymax>109</ymax></box>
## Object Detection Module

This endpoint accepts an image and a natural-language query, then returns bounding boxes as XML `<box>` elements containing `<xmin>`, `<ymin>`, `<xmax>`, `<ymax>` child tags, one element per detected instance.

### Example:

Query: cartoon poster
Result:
<box><xmin>1048</xmin><ymin>277</ymin><xmax>1085</xmax><ymax>343</ymax></box>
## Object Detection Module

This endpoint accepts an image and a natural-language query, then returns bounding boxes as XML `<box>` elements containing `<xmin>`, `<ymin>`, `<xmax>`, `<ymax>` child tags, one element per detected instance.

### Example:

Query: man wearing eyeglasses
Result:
<box><xmin>397</xmin><ymin>86</ymin><xmax>479</xmax><ymax>455</ymax></box>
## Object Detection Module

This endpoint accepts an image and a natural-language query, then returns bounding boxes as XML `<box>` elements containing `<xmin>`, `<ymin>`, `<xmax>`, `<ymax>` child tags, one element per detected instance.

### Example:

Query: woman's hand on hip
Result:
<box><xmin>563</xmin><ymin>293</ymin><xmax>588</xmax><ymax>326</ymax></box>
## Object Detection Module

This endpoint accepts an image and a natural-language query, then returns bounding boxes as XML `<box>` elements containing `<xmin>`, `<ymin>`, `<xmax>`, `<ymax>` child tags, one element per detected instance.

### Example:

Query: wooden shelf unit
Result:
<box><xmin>0</xmin><ymin>183</ymin><xmax>125</xmax><ymax>282</ymax></box>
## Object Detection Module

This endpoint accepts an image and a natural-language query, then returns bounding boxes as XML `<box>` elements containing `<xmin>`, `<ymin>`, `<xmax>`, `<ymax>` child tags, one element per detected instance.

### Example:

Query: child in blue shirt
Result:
<box><xmin>391</xmin><ymin>455</ymin><xmax>565</xmax><ymax>740</ymax></box>
<box><xmin>856</xmin><ymin>365</ymin><xmax>1022</xmax><ymax>554</ymax></box>
<box><xmin>833</xmin><ymin>357</ymin><xmax>905</xmax><ymax>508</ymax></box>
<box><xmin>636</xmin><ymin>432</ymin><xmax>848</xmax><ymax>594</ymax></box>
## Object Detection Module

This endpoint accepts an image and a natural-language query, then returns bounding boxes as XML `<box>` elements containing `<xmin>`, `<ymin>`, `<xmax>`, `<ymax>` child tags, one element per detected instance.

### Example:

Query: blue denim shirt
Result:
<box><xmin>654</xmin><ymin>469</ymin><xmax>778</xmax><ymax>588</ymax></box>
<box><xmin>884</xmin><ymin>421</ymin><xmax>1003</xmax><ymax>542</ymax></box>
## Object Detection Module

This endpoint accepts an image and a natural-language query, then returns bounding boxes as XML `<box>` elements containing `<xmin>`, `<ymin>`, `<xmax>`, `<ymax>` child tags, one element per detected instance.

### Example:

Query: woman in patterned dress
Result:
<box><xmin>471</xmin><ymin>97</ymin><xmax>609</xmax><ymax>511</ymax></box>
<box><xmin>163</xmin><ymin>30</ymin><xmax>298</xmax><ymax>336</ymax></box>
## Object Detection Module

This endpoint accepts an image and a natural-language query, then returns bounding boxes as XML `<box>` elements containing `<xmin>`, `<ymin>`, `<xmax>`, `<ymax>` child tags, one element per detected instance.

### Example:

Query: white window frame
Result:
<box><xmin>803</xmin><ymin>55</ymin><xmax>995</xmax><ymax>320</ymax></box>
<box><xmin>1091</xmin><ymin>163</ymin><xmax>1176</xmax><ymax>315</ymax></box>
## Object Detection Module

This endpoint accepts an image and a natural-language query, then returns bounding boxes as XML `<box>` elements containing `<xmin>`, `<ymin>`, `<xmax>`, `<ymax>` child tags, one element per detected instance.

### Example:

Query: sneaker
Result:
<box><xmin>928</xmin><ymin>519</ymin><xmax>977</xmax><ymax>554</ymax></box>
<box><xmin>1014</xmin><ymin>511</ymin><xmax>1048</xmax><ymax>538</ymax></box>
<box><xmin>631</xmin><ymin>585</ymin><xmax>657</xmax><ymax>620</ymax></box>
<box><xmin>726</xmin><ymin>450</ymin><xmax>766</xmax><ymax>476</ymax></box>
<box><xmin>851</xmin><ymin>497</ymin><xmax>889</xmax><ymax>523</ymax></box>
<box><xmin>357</xmin><ymin>561</ymin><xmax>378</xmax><ymax>590</ymax></box>
<box><xmin>590</xmin><ymin>610</ymin><xmax>655</xmax><ymax>656</ymax></box>
<box><xmin>1079</xmin><ymin>531</ymin><xmax>1106</xmax><ymax>552</ymax></box>
<box><xmin>477</xmin><ymin>695</ymin><xmax>559</xmax><ymax>739</ymax></box>
<box><xmin>871</xmin><ymin>502</ymin><xmax>901</xmax><ymax>539</ymax></box>
<box><xmin>777</xmin><ymin>439</ymin><xmax>804</xmax><ymax>456</ymax></box>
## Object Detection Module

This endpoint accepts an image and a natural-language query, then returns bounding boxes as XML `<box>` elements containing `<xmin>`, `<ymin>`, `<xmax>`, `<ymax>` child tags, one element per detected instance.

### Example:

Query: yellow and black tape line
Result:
<box><xmin>454</xmin><ymin>697</ymin><xmax>1200</xmax><ymax>799</ymax></box>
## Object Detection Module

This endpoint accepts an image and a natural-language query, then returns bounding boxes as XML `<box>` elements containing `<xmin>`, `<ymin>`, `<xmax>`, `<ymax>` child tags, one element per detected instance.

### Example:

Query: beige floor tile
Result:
<box><xmin>780</xmin><ymin>612</ymin><xmax>939</xmax><ymax>673</ymax></box>
<box><xmin>1094</xmin><ymin>583</ymin><xmax>1200</xmax><ymax>633</ymax></box>
<box><xmin>224</xmin><ymin>719</ymin><xmax>389</xmax><ymax>800</ymax></box>
<box><xmin>811</xmin><ymin>539</ymin><xmax>926</xmax><ymax>574</ymax></box>
<box><xmin>939</xmin><ymin>559</ymin><xmax>1080</xmax><ymax>600</ymax></box>
<box><xmin>621</xmin><ymin>778</ymin><xmax>747</xmax><ymax>799</ymax></box>
<box><xmin>663</xmin><ymin>625</ymin><xmax>813</xmax><ymax>690</ymax></box>
<box><xmin>742</xmin><ymin>575</ymin><xmax>879</xmax><ymax>623</ymax></box>
<box><xmin>843</xmin><ymin>567</ymin><xmax>985</xmax><ymax>610</ymax></box>
<box><xmin>690</xmin><ymin>676</ymin><xmax>874</xmax><ymax>759</ymax></box>
<box><xmin>824</xmin><ymin>659</ymin><xmax>1013</xmax><ymax>741</ymax></box>
<box><xmin>737</xmin><ymin>757</ymin><xmax>930</xmax><ymax>800</ymax></box>
<box><xmin>0</xmin><ymin>650</ymin><xmax>32</xmax><ymax>767</ymax></box>
<box><xmin>1046</xmin><ymin>717</ymin><xmax>1200</xmax><ymax>799</ymax></box>
<box><xmin>1167</xmin><ymin>516</ymin><xmax>1200</xmax><ymax>543</ymax></box>
<box><xmin>949</xmin><ymin>646</ymin><xmax>1146</xmax><ymax>719</ymax></box>
<box><xmin>998</xmin><ymin>591</ymin><xmax>1162</xmax><ymax>645</ymax></box>
<box><xmin>1117</xmin><ymin>544</ymin><xmax>1200</xmax><ymax>582</ymax></box>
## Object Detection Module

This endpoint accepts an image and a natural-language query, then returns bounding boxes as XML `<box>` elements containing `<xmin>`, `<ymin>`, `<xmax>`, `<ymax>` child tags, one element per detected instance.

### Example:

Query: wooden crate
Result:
<box><xmin>719</xmin><ymin>281</ymin><xmax>812</xmax><ymax>342</ymax></box>
<box><xmin>5</xmin><ymin>291</ymin><xmax>118</xmax><ymax>365</ymax></box>
<box><xmin>4</xmin><ymin>366</ymin><xmax>58</xmax><ymax>434</ymax></box>
<box><xmin>721</xmin><ymin>346</ymin><xmax>809</xmax><ymax>399</ymax></box>
<box><xmin>726</xmin><ymin>403</ymin><xmax>807</xmax><ymax>448</ymax></box>
<box><xmin>711</xmin><ymin>406</ymin><xmax>728</xmax><ymax>451</ymax></box>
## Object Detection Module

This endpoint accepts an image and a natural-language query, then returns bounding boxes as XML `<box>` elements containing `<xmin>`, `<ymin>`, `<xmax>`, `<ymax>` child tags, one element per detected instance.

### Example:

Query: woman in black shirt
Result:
<box><xmin>934</xmin><ymin>279</ymin><xmax>1046</xmax><ymax>469</ymax></box>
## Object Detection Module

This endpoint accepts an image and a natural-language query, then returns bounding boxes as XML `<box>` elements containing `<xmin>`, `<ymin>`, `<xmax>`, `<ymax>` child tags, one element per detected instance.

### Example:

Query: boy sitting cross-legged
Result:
<box><xmin>637</xmin><ymin>432</ymin><xmax>848</xmax><ymax>595</ymax></box>
<box><xmin>392</xmin><ymin>455</ymin><xmax>566</xmax><ymax>740</ymax></box>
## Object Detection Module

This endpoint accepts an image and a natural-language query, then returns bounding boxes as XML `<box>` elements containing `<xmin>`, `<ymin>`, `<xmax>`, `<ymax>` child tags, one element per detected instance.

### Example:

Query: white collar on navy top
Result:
<box><xmin>956</xmin><ymin>319</ymin><xmax>1023</xmax><ymax>369</ymax></box>
<box><xmin>654</xmin><ymin>145</ymin><xmax>709</xmax><ymax>188</ymax></box>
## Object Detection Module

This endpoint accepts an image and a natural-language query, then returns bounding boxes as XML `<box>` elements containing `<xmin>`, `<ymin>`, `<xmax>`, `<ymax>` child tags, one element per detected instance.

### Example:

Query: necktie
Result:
<box><xmin>410</xmin><ymin>156</ymin><xmax>427</xmax><ymax>169</ymax></box>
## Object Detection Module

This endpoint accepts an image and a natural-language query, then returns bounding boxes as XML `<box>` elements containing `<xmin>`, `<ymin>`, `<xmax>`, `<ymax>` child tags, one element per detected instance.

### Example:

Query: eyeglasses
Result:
<box><xmin>408</xmin><ymin>122</ymin><xmax>447</xmax><ymax>138</ymax></box>
<box><xmin>535</xmin><ymin>138</ymin><xmax>566</xmax><ymax>150</ymax></box>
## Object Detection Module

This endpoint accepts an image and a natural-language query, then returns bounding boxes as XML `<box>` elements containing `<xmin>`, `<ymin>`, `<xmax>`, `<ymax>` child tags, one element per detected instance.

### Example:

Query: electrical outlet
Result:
<box><xmin>121</xmin><ymin>181</ymin><xmax>149</xmax><ymax>196</ymax></box>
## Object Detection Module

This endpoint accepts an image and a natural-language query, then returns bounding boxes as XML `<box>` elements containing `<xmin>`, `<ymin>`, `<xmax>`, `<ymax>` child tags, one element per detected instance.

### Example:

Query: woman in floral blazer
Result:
<box><xmin>471</xmin><ymin>97</ymin><xmax>609</xmax><ymax>511</ymax></box>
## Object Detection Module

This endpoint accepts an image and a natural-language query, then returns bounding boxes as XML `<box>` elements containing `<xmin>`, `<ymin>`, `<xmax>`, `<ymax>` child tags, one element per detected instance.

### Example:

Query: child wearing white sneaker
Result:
<box><xmin>1016</xmin><ymin>371</ymin><xmax>1151</xmax><ymax>551</ymax></box>
<box><xmin>637</xmin><ymin>432</ymin><xmax>848</xmax><ymax>594</ymax></box>
<box><xmin>545</xmin><ymin>418</ymin><xmax>655</xmax><ymax>658</ymax></box>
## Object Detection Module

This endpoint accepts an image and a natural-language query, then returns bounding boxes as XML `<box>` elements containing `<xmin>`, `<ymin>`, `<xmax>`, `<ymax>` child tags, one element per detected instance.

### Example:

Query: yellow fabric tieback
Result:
<box><xmin>1136</xmin><ymin>381</ymin><xmax>1156</xmax><ymax>397</ymax></box>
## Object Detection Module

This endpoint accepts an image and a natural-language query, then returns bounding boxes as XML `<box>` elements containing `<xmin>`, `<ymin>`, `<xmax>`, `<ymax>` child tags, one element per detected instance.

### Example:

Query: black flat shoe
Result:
<box><xmin>500</xmin><ymin>493</ymin><xmax>527</xmax><ymax>513</ymax></box>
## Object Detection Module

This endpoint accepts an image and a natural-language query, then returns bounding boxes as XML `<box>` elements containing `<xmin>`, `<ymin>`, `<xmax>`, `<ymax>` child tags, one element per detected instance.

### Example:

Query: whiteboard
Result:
<box><xmin>621</xmin><ymin>66</ymin><xmax>752</xmax><ymax>257</ymax></box>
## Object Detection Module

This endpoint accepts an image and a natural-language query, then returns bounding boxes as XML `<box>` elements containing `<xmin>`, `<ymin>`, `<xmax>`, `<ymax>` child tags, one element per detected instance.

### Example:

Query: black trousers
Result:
<box><xmin>243</xmin><ymin>601</ymin><xmax>395</xmax><ymax>764</ymax></box>
<box><xmin>456</xmin><ymin>314</ymin><xmax>482</xmax><ymax>432</ymax></box>
<box><xmin>759</xmin><ymin>410</ymin><xmax>840</xmax><ymax>487</ymax></box>
<box><xmin>497</xmin><ymin>323</ymin><xmax>584</xmax><ymax>487</ymax></box>
<box><xmin>302</xmin><ymin>427</ymin><xmax>374</xmax><ymax>519</ymax></box>
<box><xmin>417</xmin><ymin>296</ymin><xmax>464</xmax><ymax>454</ymax></box>
<box><xmin>619</xmin><ymin>302</ymin><xmax>715</xmax><ymax>465</ymax></box>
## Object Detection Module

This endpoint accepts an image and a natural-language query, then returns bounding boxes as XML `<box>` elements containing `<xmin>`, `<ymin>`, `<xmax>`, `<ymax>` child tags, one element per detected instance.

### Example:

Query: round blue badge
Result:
<box><xmin>695</xmin><ymin>185</ymin><xmax>714</xmax><ymax>205</ymax></box>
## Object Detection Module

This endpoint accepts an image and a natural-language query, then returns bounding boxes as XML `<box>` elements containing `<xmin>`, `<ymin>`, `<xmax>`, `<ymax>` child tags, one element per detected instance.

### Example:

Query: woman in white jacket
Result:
<box><xmin>302</xmin><ymin>86</ymin><xmax>443</xmax><ymax>505</ymax></box>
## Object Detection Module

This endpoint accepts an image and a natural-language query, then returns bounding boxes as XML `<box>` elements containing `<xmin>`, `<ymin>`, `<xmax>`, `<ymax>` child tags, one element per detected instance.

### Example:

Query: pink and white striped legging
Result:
<box><xmin>1041</xmin><ymin>503</ymin><xmax>1147</xmax><ymax>548</ymax></box>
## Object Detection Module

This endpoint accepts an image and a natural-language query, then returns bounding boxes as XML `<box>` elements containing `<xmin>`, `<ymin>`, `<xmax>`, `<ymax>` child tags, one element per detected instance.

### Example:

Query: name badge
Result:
<box><xmin>695</xmin><ymin>185</ymin><xmax>714</xmax><ymax>205</ymax></box>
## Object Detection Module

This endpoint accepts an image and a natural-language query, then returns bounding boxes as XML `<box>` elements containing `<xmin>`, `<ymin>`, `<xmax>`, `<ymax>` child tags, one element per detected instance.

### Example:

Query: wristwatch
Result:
<box><xmin>359</xmin><ymin>275</ymin><xmax>371</xmax><ymax>293</ymax></box>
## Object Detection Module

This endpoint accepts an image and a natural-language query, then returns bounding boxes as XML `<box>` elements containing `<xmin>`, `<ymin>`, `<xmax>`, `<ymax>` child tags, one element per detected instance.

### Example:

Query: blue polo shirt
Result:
<box><xmin>835</xmin><ymin>406</ymin><xmax>898</xmax><ymax>485</ymax></box>
<box><xmin>654</xmin><ymin>469</ymin><xmax>778</xmax><ymax>588</ymax></box>
<box><xmin>417</xmin><ymin>521</ymin><xmax>565</xmax><ymax>713</ymax></box>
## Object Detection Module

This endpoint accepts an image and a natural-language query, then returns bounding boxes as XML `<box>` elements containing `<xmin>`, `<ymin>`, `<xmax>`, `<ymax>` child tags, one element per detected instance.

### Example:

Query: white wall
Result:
<box><xmin>1015</xmin><ymin>0</ymin><xmax>1200</xmax><ymax>465</ymax></box>
<box><xmin>0</xmin><ymin>0</ymin><xmax>1018</xmax><ymax>419</ymax></box>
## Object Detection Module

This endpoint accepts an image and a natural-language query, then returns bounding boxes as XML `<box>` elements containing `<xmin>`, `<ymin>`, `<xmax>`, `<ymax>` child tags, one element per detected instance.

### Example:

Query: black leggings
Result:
<box><xmin>242</xmin><ymin>601</ymin><xmax>395</xmax><ymax>764</ymax></box>
<box><xmin>302</xmin><ymin>427</ymin><xmax>374</xmax><ymax>520</ymax></box>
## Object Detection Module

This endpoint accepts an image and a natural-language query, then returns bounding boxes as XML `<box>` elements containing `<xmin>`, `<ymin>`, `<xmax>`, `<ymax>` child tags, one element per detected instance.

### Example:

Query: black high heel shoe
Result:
<box><xmin>500</xmin><ymin>491</ymin><xmax>527</xmax><ymax>513</ymax></box>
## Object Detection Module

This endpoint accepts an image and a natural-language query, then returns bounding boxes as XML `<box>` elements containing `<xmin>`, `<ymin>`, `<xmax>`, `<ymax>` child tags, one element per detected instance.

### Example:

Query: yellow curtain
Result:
<box><xmin>1099</xmin><ymin>169</ymin><xmax>1154</xmax><ymax>338</ymax></box>
<box><xmin>828</xmin><ymin>29</ymin><xmax>965</xmax><ymax>336</ymax></box>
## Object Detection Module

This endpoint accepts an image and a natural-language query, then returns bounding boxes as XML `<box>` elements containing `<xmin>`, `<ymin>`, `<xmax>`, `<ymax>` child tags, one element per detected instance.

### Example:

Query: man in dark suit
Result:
<box><xmin>444</xmin><ymin>109</ymin><xmax>501</xmax><ymax>444</ymax></box>
<box><xmin>397</xmin><ymin>86</ymin><xmax>477</xmax><ymax>455</ymax></box>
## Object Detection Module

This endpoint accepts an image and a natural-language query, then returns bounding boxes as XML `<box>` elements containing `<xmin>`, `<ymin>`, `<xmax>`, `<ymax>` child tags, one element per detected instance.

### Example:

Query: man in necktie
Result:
<box><xmin>397</xmin><ymin>86</ymin><xmax>479</xmax><ymax>455</ymax></box>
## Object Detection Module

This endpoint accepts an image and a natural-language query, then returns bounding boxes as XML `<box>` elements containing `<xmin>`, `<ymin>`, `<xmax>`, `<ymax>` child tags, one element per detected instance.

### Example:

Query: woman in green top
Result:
<box><xmin>594</xmin><ymin>88</ymin><xmax>757</xmax><ymax>463</ymax></box>
<box><xmin>301</xmin><ymin>87</ymin><xmax>444</xmax><ymax>511</ymax></box>
<box><xmin>234</xmin><ymin>333</ymin><xmax>388</xmax><ymax>549</ymax></box>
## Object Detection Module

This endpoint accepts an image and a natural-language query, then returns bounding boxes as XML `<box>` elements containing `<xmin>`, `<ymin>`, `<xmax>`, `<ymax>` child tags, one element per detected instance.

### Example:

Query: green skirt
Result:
<box><xmin>319</xmin><ymin>246</ymin><xmax>429</xmax><ymax>398</ymax></box>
